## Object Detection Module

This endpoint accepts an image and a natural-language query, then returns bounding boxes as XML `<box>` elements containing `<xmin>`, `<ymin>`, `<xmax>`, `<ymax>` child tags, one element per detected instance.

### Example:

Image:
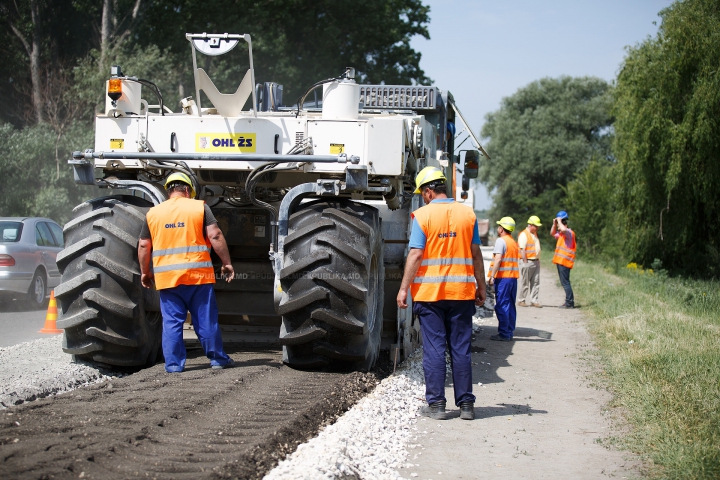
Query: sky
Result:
<box><xmin>410</xmin><ymin>0</ymin><xmax>674</xmax><ymax>209</ymax></box>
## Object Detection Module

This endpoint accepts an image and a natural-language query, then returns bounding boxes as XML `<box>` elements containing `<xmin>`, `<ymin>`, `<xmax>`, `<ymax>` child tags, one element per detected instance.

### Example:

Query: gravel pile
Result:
<box><xmin>265</xmin><ymin>313</ymin><xmax>494</xmax><ymax>480</ymax></box>
<box><xmin>265</xmin><ymin>349</ymin><xmax>426</xmax><ymax>480</ymax></box>
<box><xmin>0</xmin><ymin>335</ymin><xmax>120</xmax><ymax>409</ymax></box>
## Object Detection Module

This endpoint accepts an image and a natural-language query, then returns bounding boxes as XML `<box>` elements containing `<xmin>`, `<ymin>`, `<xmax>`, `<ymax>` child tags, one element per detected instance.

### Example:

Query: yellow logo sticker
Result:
<box><xmin>110</xmin><ymin>138</ymin><xmax>124</xmax><ymax>149</ymax></box>
<box><xmin>196</xmin><ymin>133</ymin><xmax>257</xmax><ymax>152</ymax></box>
<box><xmin>329</xmin><ymin>143</ymin><xmax>345</xmax><ymax>154</ymax></box>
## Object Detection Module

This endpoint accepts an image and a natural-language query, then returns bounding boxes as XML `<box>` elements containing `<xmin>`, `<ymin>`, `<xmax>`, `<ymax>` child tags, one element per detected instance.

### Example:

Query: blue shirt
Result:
<box><xmin>409</xmin><ymin>198</ymin><xmax>481</xmax><ymax>249</ymax></box>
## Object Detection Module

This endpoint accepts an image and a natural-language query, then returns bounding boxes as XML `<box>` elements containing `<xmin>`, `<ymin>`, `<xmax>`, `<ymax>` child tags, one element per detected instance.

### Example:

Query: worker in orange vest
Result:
<box><xmin>517</xmin><ymin>215</ymin><xmax>542</xmax><ymax>308</ymax></box>
<box><xmin>138</xmin><ymin>173</ymin><xmax>235</xmax><ymax>373</ymax></box>
<box><xmin>551</xmin><ymin>210</ymin><xmax>576</xmax><ymax>308</ymax></box>
<box><xmin>488</xmin><ymin>217</ymin><xmax>519</xmax><ymax>341</ymax></box>
<box><xmin>397</xmin><ymin>166</ymin><xmax>486</xmax><ymax>421</ymax></box>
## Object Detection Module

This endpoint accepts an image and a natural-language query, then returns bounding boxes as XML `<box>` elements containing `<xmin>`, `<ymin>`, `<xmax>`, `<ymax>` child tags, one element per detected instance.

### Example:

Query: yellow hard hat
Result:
<box><xmin>414</xmin><ymin>166</ymin><xmax>447</xmax><ymax>194</ymax></box>
<box><xmin>496</xmin><ymin>216</ymin><xmax>516</xmax><ymax>233</ymax></box>
<box><xmin>164</xmin><ymin>172</ymin><xmax>196</xmax><ymax>198</ymax></box>
<box><xmin>527</xmin><ymin>215</ymin><xmax>542</xmax><ymax>227</ymax></box>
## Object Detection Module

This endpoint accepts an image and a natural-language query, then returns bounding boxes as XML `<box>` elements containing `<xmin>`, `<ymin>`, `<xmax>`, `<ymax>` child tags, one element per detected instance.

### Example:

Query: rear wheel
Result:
<box><xmin>26</xmin><ymin>270</ymin><xmax>46</xmax><ymax>310</ymax></box>
<box><xmin>277</xmin><ymin>200</ymin><xmax>383</xmax><ymax>370</ymax></box>
<box><xmin>55</xmin><ymin>195</ymin><xmax>161</xmax><ymax>367</ymax></box>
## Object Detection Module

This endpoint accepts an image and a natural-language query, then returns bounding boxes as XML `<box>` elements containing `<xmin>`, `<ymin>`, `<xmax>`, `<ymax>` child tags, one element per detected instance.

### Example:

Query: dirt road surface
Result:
<box><xmin>0</xmin><ymin>346</ymin><xmax>383</xmax><ymax>479</ymax></box>
<box><xmin>403</xmin><ymin>265</ymin><xmax>642</xmax><ymax>479</ymax></box>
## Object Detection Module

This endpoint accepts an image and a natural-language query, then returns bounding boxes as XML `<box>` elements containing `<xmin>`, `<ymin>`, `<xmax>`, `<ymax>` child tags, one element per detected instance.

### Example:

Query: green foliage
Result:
<box><xmin>0</xmin><ymin>122</ymin><xmax>95</xmax><ymax>224</ymax></box>
<box><xmin>479</xmin><ymin>76</ymin><xmax>614</xmax><ymax>241</ymax></box>
<box><xmin>614</xmin><ymin>0</ymin><xmax>720</xmax><ymax>276</ymax></box>
<box><xmin>133</xmin><ymin>0</ymin><xmax>432</xmax><ymax>103</ymax></box>
<box><xmin>562</xmin><ymin>160</ymin><xmax>621</xmax><ymax>258</ymax></box>
<box><xmin>573</xmin><ymin>260</ymin><xmax>720</xmax><ymax>478</ymax></box>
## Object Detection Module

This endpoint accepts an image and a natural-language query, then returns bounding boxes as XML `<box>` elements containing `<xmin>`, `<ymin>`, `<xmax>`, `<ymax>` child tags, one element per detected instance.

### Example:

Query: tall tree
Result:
<box><xmin>614</xmin><ymin>0</ymin><xmax>720</xmax><ymax>275</ymax></box>
<box><xmin>479</xmin><ymin>76</ymin><xmax>614</xmax><ymax>228</ymax></box>
<box><xmin>2</xmin><ymin>0</ymin><xmax>44</xmax><ymax>123</ymax></box>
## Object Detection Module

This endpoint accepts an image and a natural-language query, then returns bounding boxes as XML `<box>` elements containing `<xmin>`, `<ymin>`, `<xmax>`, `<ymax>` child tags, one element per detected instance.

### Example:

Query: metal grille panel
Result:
<box><xmin>359</xmin><ymin>85</ymin><xmax>436</xmax><ymax>110</ymax></box>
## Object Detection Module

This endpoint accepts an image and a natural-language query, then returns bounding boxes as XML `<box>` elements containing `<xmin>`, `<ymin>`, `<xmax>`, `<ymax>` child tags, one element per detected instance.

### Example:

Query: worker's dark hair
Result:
<box><xmin>561</xmin><ymin>218</ymin><xmax>568</xmax><ymax>226</ymax></box>
<box><xmin>500</xmin><ymin>226</ymin><xmax>512</xmax><ymax>235</ymax></box>
<box><xmin>422</xmin><ymin>180</ymin><xmax>447</xmax><ymax>195</ymax></box>
<box><xmin>167</xmin><ymin>182</ymin><xmax>190</xmax><ymax>196</ymax></box>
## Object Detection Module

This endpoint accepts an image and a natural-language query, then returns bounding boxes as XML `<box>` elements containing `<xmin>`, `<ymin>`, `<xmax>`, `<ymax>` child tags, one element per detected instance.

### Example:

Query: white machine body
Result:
<box><xmin>94</xmin><ymin>107</ymin><xmax>436</xmax><ymax>179</ymax></box>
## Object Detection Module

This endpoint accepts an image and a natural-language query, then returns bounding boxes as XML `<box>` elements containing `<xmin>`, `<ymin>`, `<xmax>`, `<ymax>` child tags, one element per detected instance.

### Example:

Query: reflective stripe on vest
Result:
<box><xmin>153</xmin><ymin>261</ymin><xmax>214</xmax><ymax>273</ymax></box>
<box><xmin>496</xmin><ymin>235</ymin><xmax>520</xmax><ymax>279</ymax></box>
<box><xmin>145</xmin><ymin>197</ymin><xmax>216</xmax><ymax>290</ymax></box>
<box><xmin>552</xmin><ymin>229</ymin><xmax>576</xmax><ymax>269</ymax></box>
<box><xmin>520</xmin><ymin>229</ymin><xmax>538</xmax><ymax>259</ymax></box>
<box><xmin>413</xmin><ymin>275</ymin><xmax>476</xmax><ymax>284</ymax></box>
<box><xmin>421</xmin><ymin>257</ymin><xmax>473</xmax><ymax>266</ymax></box>
<box><xmin>410</xmin><ymin>201</ymin><xmax>477</xmax><ymax>301</ymax></box>
<box><xmin>152</xmin><ymin>245</ymin><xmax>210</xmax><ymax>258</ymax></box>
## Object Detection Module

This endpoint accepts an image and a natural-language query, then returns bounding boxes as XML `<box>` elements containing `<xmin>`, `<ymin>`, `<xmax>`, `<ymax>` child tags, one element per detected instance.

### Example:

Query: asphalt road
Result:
<box><xmin>0</xmin><ymin>300</ymin><xmax>56</xmax><ymax>348</ymax></box>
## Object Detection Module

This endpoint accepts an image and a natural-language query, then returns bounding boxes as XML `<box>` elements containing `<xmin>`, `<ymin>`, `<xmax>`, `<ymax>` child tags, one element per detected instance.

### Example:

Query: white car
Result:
<box><xmin>0</xmin><ymin>217</ymin><xmax>64</xmax><ymax>309</ymax></box>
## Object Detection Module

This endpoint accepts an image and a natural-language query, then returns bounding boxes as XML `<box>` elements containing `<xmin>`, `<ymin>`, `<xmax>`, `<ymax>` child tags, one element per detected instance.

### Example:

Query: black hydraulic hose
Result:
<box><xmin>146</xmin><ymin>160</ymin><xmax>200</xmax><ymax>199</ymax></box>
<box><xmin>123</xmin><ymin>77</ymin><xmax>165</xmax><ymax>115</ymax></box>
<box><xmin>294</xmin><ymin>70</ymin><xmax>350</xmax><ymax>117</ymax></box>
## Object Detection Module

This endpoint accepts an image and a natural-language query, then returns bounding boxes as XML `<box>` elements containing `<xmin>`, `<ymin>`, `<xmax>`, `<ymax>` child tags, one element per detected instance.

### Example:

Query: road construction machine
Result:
<box><xmin>57</xmin><ymin>33</ymin><xmax>487</xmax><ymax>369</ymax></box>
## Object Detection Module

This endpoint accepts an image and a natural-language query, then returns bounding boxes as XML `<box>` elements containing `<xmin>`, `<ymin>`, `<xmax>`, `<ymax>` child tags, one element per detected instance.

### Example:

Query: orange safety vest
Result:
<box><xmin>519</xmin><ymin>228</ymin><xmax>538</xmax><ymax>260</ymax></box>
<box><xmin>146</xmin><ymin>196</ymin><xmax>215</xmax><ymax>290</ymax></box>
<box><xmin>495</xmin><ymin>235</ymin><xmax>519</xmax><ymax>279</ymax></box>
<box><xmin>552</xmin><ymin>229</ymin><xmax>576</xmax><ymax>269</ymax></box>
<box><xmin>410</xmin><ymin>201</ymin><xmax>477</xmax><ymax>302</ymax></box>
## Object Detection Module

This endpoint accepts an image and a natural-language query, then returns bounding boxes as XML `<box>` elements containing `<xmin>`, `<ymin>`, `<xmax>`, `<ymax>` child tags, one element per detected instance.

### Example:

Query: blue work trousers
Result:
<box><xmin>494</xmin><ymin>278</ymin><xmax>517</xmax><ymax>339</ymax></box>
<box><xmin>414</xmin><ymin>299</ymin><xmax>476</xmax><ymax>406</ymax></box>
<box><xmin>557</xmin><ymin>264</ymin><xmax>574</xmax><ymax>307</ymax></box>
<box><xmin>159</xmin><ymin>283</ymin><xmax>231</xmax><ymax>373</ymax></box>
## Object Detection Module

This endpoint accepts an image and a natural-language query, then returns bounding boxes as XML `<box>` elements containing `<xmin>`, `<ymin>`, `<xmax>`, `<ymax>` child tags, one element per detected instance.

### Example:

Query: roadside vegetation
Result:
<box><xmin>481</xmin><ymin>0</ymin><xmax>719</xmax><ymax>278</ymax></box>
<box><xmin>571</xmin><ymin>260</ymin><xmax>720</xmax><ymax>479</ymax></box>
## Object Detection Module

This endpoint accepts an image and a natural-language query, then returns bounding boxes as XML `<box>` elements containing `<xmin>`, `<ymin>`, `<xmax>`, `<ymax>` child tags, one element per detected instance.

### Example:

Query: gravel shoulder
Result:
<box><xmin>0</xmin><ymin>335</ymin><xmax>118</xmax><ymax>409</ymax></box>
<box><xmin>403</xmin><ymin>265</ymin><xmax>642</xmax><ymax>479</ymax></box>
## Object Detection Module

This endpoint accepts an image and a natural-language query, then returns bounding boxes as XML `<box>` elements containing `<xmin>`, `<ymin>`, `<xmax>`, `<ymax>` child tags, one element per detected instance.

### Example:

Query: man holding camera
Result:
<box><xmin>550</xmin><ymin>211</ymin><xmax>576</xmax><ymax>309</ymax></box>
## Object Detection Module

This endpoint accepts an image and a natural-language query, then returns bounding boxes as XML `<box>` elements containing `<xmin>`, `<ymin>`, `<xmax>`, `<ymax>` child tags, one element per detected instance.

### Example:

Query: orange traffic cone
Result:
<box><xmin>40</xmin><ymin>290</ymin><xmax>62</xmax><ymax>334</ymax></box>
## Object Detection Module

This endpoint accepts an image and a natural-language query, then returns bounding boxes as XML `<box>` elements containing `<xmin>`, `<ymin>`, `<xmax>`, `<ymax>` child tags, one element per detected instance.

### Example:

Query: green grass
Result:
<box><xmin>565</xmin><ymin>259</ymin><xmax>720</xmax><ymax>479</ymax></box>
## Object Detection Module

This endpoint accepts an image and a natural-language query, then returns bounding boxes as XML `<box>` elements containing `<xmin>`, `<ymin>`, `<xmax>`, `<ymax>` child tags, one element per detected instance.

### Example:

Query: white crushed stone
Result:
<box><xmin>0</xmin><ymin>335</ymin><xmax>121</xmax><ymax>409</ymax></box>
<box><xmin>265</xmin><ymin>312</ymin><xmax>495</xmax><ymax>480</ymax></box>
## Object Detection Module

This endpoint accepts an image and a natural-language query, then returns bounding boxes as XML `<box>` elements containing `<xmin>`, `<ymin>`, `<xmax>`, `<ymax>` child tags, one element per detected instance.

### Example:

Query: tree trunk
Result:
<box><xmin>29</xmin><ymin>0</ymin><xmax>43</xmax><ymax>123</ymax></box>
<box><xmin>99</xmin><ymin>0</ymin><xmax>112</xmax><ymax>73</ymax></box>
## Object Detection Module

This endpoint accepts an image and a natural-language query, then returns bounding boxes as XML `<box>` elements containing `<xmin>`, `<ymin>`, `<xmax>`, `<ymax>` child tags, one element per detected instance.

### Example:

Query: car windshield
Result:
<box><xmin>0</xmin><ymin>222</ymin><xmax>23</xmax><ymax>242</ymax></box>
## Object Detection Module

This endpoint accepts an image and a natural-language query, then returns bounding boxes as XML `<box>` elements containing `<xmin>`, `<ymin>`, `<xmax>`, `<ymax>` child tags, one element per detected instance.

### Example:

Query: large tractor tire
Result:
<box><xmin>277</xmin><ymin>200</ymin><xmax>384</xmax><ymax>370</ymax></box>
<box><xmin>55</xmin><ymin>196</ymin><xmax>161</xmax><ymax>367</ymax></box>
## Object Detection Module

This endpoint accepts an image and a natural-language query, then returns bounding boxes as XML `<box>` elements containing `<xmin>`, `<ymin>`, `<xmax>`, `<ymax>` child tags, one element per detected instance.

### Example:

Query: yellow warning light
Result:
<box><xmin>108</xmin><ymin>78</ymin><xmax>122</xmax><ymax>102</ymax></box>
